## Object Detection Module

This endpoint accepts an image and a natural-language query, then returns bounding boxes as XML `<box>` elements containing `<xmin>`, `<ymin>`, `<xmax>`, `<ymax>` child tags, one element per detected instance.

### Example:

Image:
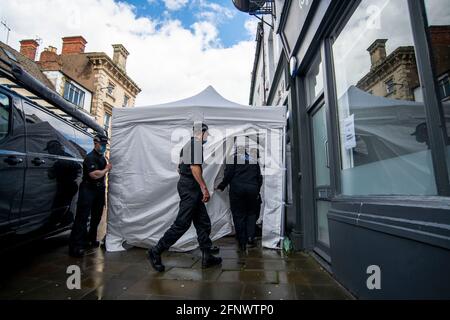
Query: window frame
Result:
<box><xmin>103</xmin><ymin>113</ymin><xmax>111</xmax><ymax>133</ymax></box>
<box><xmin>107</xmin><ymin>82</ymin><xmax>115</xmax><ymax>96</ymax></box>
<box><xmin>437</xmin><ymin>74</ymin><xmax>450</xmax><ymax>101</ymax></box>
<box><xmin>64</xmin><ymin>81</ymin><xmax>86</xmax><ymax>108</ymax></box>
<box><xmin>123</xmin><ymin>94</ymin><xmax>130</xmax><ymax>108</ymax></box>
<box><xmin>385</xmin><ymin>78</ymin><xmax>395</xmax><ymax>95</ymax></box>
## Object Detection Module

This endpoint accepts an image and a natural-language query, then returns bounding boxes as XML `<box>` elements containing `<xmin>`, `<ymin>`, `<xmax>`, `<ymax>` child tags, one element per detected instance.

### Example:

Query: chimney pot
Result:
<box><xmin>39</xmin><ymin>46</ymin><xmax>58</xmax><ymax>64</ymax></box>
<box><xmin>20</xmin><ymin>39</ymin><xmax>39</xmax><ymax>61</ymax></box>
<box><xmin>62</xmin><ymin>36</ymin><xmax>87</xmax><ymax>55</ymax></box>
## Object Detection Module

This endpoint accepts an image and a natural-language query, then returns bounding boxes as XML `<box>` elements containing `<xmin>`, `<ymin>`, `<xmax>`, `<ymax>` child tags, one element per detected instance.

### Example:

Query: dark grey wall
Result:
<box><xmin>329</xmin><ymin>200</ymin><xmax>450</xmax><ymax>299</ymax></box>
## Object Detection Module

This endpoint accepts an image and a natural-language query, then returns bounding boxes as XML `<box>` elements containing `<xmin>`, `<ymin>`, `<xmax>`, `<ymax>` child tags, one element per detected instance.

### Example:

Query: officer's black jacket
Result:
<box><xmin>218</xmin><ymin>152</ymin><xmax>263</xmax><ymax>191</ymax></box>
<box><xmin>178</xmin><ymin>137</ymin><xmax>204</xmax><ymax>178</ymax></box>
<box><xmin>82</xmin><ymin>149</ymin><xmax>107</xmax><ymax>185</ymax></box>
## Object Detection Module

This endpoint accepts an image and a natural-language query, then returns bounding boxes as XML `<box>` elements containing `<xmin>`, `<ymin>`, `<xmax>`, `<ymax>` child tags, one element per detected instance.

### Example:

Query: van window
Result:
<box><xmin>74</xmin><ymin>130</ymin><xmax>93</xmax><ymax>158</ymax></box>
<box><xmin>22</xmin><ymin>102</ymin><xmax>81</xmax><ymax>158</ymax></box>
<box><xmin>0</xmin><ymin>93</ymin><xmax>10</xmax><ymax>141</ymax></box>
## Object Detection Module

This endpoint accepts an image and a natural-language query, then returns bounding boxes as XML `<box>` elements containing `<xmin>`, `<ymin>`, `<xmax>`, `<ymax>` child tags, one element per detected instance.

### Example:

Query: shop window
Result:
<box><xmin>305</xmin><ymin>53</ymin><xmax>324</xmax><ymax>105</ymax></box>
<box><xmin>424</xmin><ymin>0</ymin><xmax>450</xmax><ymax>183</ymax></box>
<box><xmin>332</xmin><ymin>0</ymin><xmax>437</xmax><ymax>196</ymax></box>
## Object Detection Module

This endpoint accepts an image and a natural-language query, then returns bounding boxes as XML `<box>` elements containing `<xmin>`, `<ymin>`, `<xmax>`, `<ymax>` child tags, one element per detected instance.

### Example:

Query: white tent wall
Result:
<box><xmin>105</xmin><ymin>87</ymin><xmax>287</xmax><ymax>252</ymax></box>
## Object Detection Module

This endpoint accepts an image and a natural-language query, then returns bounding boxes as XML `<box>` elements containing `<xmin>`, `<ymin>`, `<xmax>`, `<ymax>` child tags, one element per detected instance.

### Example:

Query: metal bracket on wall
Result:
<box><xmin>251</xmin><ymin>14</ymin><xmax>274</xmax><ymax>29</ymax></box>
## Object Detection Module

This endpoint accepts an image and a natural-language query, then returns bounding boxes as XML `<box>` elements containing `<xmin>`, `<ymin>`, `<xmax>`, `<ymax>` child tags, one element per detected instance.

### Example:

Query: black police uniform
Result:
<box><xmin>218</xmin><ymin>152</ymin><xmax>263</xmax><ymax>249</ymax></box>
<box><xmin>155</xmin><ymin>137</ymin><xmax>213</xmax><ymax>252</ymax></box>
<box><xmin>69</xmin><ymin>148</ymin><xmax>107</xmax><ymax>252</ymax></box>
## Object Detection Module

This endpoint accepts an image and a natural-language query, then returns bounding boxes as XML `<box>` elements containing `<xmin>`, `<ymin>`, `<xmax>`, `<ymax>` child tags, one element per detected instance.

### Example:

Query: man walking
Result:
<box><xmin>69</xmin><ymin>134</ymin><xmax>111</xmax><ymax>257</ymax></box>
<box><xmin>148</xmin><ymin>123</ymin><xmax>222</xmax><ymax>272</ymax></box>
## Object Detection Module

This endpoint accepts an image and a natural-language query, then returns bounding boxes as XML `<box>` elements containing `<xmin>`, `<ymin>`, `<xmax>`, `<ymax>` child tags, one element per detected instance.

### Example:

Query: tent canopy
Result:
<box><xmin>106</xmin><ymin>86</ymin><xmax>287</xmax><ymax>252</ymax></box>
<box><xmin>112</xmin><ymin>86</ymin><xmax>286</xmax><ymax>128</ymax></box>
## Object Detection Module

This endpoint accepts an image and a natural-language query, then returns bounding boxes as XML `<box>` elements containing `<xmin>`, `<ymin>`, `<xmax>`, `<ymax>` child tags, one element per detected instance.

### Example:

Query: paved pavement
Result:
<box><xmin>0</xmin><ymin>233</ymin><xmax>353</xmax><ymax>300</ymax></box>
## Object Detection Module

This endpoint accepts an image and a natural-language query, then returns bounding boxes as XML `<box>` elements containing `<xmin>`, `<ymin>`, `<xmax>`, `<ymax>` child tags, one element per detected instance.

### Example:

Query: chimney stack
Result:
<box><xmin>61</xmin><ymin>36</ymin><xmax>87</xmax><ymax>55</ymax></box>
<box><xmin>39</xmin><ymin>46</ymin><xmax>58</xmax><ymax>64</ymax></box>
<box><xmin>368</xmin><ymin>39</ymin><xmax>388</xmax><ymax>68</ymax></box>
<box><xmin>20</xmin><ymin>39</ymin><xmax>39</xmax><ymax>61</ymax></box>
<box><xmin>112</xmin><ymin>44</ymin><xmax>129</xmax><ymax>72</ymax></box>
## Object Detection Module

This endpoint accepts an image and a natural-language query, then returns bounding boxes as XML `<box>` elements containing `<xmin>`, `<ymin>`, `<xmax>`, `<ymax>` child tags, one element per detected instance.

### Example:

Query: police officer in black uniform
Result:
<box><xmin>217</xmin><ymin>144</ymin><xmax>263</xmax><ymax>252</ymax></box>
<box><xmin>148</xmin><ymin>123</ymin><xmax>222</xmax><ymax>272</ymax></box>
<box><xmin>69</xmin><ymin>134</ymin><xmax>111</xmax><ymax>257</ymax></box>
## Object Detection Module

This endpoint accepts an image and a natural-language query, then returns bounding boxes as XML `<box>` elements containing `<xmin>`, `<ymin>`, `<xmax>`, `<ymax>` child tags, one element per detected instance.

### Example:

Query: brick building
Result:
<box><xmin>357</xmin><ymin>26</ymin><xmax>450</xmax><ymax>103</ymax></box>
<box><xmin>27</xmin><ymin>36</ymin><xmax>141</xmax><ymax>136</ymax></box>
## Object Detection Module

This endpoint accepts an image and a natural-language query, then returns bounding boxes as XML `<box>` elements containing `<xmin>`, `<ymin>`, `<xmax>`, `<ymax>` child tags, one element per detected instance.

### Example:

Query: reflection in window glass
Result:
<box><xmin>22</xmin><ymin>103</ymin><xmax>80</xmax><ymax>158</ymax></box>
<box><xmin>312</xmin><ymin>106</ymin><xmax>330</xmax><ymax>187</ymax></box>
<box><xmin>104</xmin><ymin>113</ymin><xmax>111</xmax><ymax>133</ymax></box>
<box><xmin>75</xmin><ymin>130</ymin><xmax>93</xmax><ymax>158</ymax></box>
<box><xmin>316</xmin><ymin>201</ymin><xmax>330</xmax><ymax>247</ymax></box>
<box><xmin>332</xmin><ymin>0</ymin><xmax>437</xmax><ymax>196</ymax></box>
<box><xmin>0</xmin><ymin>93</ymin><xmax>10</xmax><ymax>141</ymax></box>
<box><xmin>424</xmin><ymin>0</ymin><xmax>450</xmax><ymax>183</ymax></box>
<box><xmin>306</xmin><ymin>54</ymin><xmax>324</xmax><ymax>104</ymax></box>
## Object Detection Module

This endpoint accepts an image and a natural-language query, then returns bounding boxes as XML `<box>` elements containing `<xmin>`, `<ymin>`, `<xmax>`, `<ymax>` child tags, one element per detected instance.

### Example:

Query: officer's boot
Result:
<box><xmin>148</xmin><ymin>245</ymin><xmax>165</xmax><ymax>272</ymax></box>
<box><xmin>69</xmin><ymin>246</ymin><xmax>85</xmax><ymax>258</ymax></box>
<box><xmin>202</xmin><ymin>248</ymin><xmax>222</xmax><ymax>269</ymax></box>
<box><xmin>247</xmin><ymin>237</ymin><xmax>256</xmax><ymax>248</ymax></box>
<box><xmin>210</xmin><ymin>245</ymin><xmax>220</xmax><ymax>254</ymax></box>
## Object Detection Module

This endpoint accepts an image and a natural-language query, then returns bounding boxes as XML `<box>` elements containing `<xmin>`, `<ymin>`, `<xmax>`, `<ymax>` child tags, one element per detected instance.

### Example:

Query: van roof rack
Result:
<box><xmin>0</xmin><ymin>56</ymin><xmax>105</xmax><ymax>136</ymax></box>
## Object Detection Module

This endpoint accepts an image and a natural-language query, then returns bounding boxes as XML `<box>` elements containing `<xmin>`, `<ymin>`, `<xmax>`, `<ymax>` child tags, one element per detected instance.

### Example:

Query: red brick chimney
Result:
<box><xmin>39</xmin><ymin>46</ymin><xmax>59</xmax><ymax>69</ymax></box>
<box><xmin>20</xmin><ymin>39</ymin><xmax>39</xmax><ymax>61</ymax></box>
<box><xmin>61</xmin><ymin>36</ymin><xmax>87</xmax><ymax>55</ymax></box>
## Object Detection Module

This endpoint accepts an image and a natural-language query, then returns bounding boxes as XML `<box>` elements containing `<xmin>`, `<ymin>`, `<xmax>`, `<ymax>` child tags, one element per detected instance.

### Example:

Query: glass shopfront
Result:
<box><xmin>424</xmin><ymin>0</ymin><xmax>450</xmax><ymax>182</ymax></box>
<box><xmin>274</xmin><ymin>0</ymin><xmax>450</xmax><ymax>298</ymax></box>
<box><xmin>332</xmin><ymin>0</ymin><xmax>438</xmax><ymax>196</ymax></box>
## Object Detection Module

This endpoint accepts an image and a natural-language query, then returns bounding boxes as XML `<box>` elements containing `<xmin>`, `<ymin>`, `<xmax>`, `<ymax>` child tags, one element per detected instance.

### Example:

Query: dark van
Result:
<box><xmin>0</xmin><ymin>85</ymin><xmax>96</xmax><ymax>251</ymax></box>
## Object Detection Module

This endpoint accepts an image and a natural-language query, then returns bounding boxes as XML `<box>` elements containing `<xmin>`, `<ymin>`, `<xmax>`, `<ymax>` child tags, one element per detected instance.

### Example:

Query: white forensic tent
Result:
<box><xmin>106</xmin><ymin>86</ymin><xmax>287</xmax><ymax>252</ymax></box>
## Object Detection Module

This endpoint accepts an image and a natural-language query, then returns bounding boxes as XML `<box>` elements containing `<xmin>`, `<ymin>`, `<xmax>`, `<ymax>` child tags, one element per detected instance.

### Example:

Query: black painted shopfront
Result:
<box><xmin>276</xmin><ymin>0</ymin><xmax>450</xmax><ymax>299</ymax></box>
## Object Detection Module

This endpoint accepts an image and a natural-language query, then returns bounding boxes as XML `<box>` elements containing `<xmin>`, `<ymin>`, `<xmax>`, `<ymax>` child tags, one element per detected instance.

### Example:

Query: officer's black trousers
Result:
<box><xmin>157</xmin><ymin>177</ymin><xmax>213</xmax><ymax>252</ymax></box>
<box><xmin>69</xmin><ymin>183</ymin><xmax>105</xmax><ymax>250</ymax></box>
<box><xmin>229</xmin><ymin>183</ymin><xmax>260</xmax><ymax>247</ymax></box>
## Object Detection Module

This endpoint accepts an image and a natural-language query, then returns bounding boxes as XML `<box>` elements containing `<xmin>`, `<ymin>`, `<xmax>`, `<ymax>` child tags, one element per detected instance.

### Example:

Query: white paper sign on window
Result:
<box><xmin>344</xmin><ymin>114</ymin><xmax>356</xmax><ymax>150</ymax></box>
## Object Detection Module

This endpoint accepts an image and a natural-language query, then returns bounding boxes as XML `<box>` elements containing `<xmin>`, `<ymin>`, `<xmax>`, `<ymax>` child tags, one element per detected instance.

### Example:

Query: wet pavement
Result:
<box><xmin>0</xmin><ymin>233</ymin><xmax>353</xmax><ymax>300</ymax></box>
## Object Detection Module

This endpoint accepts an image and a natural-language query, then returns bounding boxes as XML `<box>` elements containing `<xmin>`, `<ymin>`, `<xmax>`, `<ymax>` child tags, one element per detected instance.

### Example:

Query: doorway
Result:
<box><xmin>310</xmin><ymin>100</ymin><xmax>332</xmax><ymax>259</ymax></box>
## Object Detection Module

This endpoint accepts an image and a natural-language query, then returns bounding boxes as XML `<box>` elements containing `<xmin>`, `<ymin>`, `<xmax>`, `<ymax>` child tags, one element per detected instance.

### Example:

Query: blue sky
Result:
<box><xmin>1</xmin><ymin>0</ymin><xmax>257</xmax><ymax>105</ymax></box>
<box><xmin>124</xmin><ymin>0</ymin><xmax>254</xmax><ymax>47</ymax></box>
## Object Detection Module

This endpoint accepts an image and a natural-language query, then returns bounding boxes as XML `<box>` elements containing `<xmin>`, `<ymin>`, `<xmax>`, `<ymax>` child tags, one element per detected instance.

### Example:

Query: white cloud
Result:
<box><xmin>163</xmin><ymin>0</ymin><xmax>188</xmax><ymax>11</ymax></box>
<box><xmin>0</xmin><ymin>0</ymin><xmax>255</xmax><ymax>106</ymax></box>
<box><xmin>192</xmin><ymin>21</ymin><xmax>219</xmax><ymax>49</ymax></box>
<box><xmin>244</xmin><ymin>19</ymin><xmax>259</xmax><ymax>38</ymax></box>
<box><xmin>196</xmin><ymin>0</ymin><xmax>235</xmax><ymax>22</ymax></box>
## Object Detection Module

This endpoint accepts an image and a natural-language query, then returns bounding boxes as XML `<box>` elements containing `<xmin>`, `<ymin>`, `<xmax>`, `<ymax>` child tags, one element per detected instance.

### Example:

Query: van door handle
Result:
<box><xmin>4</xmin><ymin>156</ymin><xmax>23</xmax><ymax>166</ymax></box>
<box><xmin>31</xmin><ymin>158</ymin><xmax>46</xmax><ymax>166</ymax></box>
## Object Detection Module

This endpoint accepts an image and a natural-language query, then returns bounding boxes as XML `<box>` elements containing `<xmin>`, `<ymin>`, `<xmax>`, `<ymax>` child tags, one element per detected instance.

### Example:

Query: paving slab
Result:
<box><xmin>0</xmin><ymin>234</ymin><xmax>353</xmax><ymax>300</ymax></box>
